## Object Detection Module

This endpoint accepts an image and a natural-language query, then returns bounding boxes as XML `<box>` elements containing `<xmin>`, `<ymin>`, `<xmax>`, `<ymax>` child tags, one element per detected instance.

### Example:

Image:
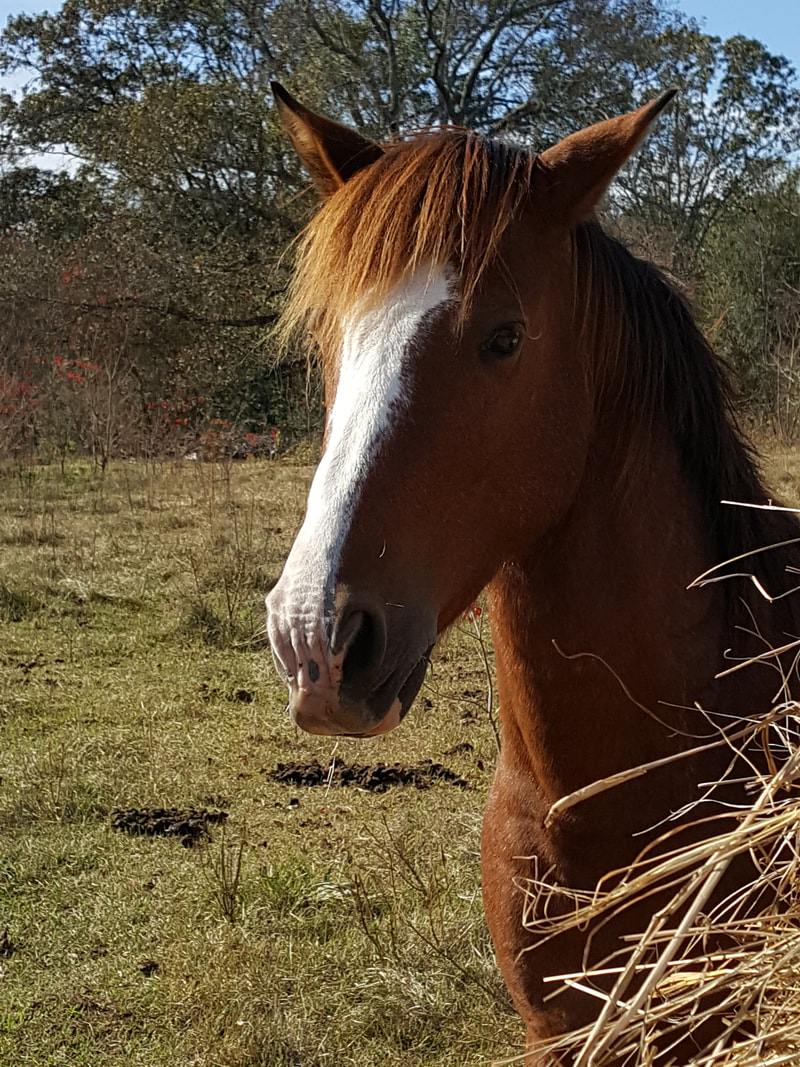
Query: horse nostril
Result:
<box><xmin>342</xmin><ymin>612</ymin><xmax>375</xmax><ymax>685</ymax></box>
<box><xmin>332</xmin><ymin>603</ymin><xmax>388</xmax><ymax>688</ymax></box>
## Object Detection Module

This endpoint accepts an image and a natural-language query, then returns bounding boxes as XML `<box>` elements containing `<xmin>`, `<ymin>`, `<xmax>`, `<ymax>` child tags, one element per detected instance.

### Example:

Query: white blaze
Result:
<box><xmin>267</xmin><ymin>263</ymin><xmax>454</xmax><ymax>693</ymax></box>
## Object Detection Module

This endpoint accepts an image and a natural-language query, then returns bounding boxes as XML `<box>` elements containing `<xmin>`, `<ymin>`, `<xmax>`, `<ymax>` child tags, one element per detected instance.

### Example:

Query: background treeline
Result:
<box><xmin>0</xmin><ymin>0</ymin><xmax>798</xmax><ymax>464</ymax></box>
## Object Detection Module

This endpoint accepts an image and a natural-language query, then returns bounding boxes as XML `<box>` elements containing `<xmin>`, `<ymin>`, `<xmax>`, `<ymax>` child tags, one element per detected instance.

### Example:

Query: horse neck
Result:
<box><xmin>487</xmin><ymin>418</ymin><xmax>732</xmax><ymax>808</ymax></box>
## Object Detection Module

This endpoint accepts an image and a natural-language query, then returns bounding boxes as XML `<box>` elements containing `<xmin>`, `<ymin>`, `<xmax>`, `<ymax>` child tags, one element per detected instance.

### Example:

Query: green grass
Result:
<box><xmin>0</xmin><ymin>457</ymin><xmax>518</xmax><ymax>1066</ymax></box>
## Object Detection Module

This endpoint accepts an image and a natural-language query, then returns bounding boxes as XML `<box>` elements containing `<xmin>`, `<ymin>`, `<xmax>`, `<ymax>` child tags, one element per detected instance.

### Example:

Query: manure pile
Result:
<box><xmin>268</xmin><ymin>757</ymin><xmax>468</xmax><ymax>792</ymax></box>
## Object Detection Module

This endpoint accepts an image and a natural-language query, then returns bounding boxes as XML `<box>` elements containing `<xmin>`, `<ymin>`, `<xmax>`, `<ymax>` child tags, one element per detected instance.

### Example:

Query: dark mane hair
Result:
<box><xmin>576</xmin><ymin>222</ymin><xmax>800</xmax><ymax>619</ymax></box>
<box><xmin>283</xmin><ymin>125</ymin><xmax>800</xmax><ymax>626</ymax></box>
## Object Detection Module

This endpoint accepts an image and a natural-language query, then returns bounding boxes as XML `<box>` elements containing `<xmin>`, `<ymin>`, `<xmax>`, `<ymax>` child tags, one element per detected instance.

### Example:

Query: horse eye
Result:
<box><xmin>481</xmin><ymin>324</ymin><xmax>523</xmax><ymax>360</ymax></box>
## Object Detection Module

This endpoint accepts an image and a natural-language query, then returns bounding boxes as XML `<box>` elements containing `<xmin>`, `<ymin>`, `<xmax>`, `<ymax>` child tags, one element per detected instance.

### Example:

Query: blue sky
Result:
<box><xmin>678</xmin><ymin>0</ymin><xmax>799</xmax><ymax>72</ymax></box>
<box><xmin>0</xmin><ymin>0</ymin><xmax>41</xmax><ymax>22</ymax></box>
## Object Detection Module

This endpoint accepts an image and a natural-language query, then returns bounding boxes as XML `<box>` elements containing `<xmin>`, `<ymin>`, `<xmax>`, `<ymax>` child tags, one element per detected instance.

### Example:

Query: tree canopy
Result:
<box><xmin>0</xmin><ymin>0</ymin><xmax>798</xmax><ymax>459</ymax></box>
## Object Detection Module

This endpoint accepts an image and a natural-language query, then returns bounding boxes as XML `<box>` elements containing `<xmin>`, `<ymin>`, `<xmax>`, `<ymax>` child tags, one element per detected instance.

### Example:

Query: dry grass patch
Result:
<box><xmin>0</xmin><ymin>456</ymin><xmax>517</xmax><ymax>1066</ymax></box>
<box><xmin>522</xmin><ymin>704</ymin><xmax>800</xmax><ymax>1065</ymax></box>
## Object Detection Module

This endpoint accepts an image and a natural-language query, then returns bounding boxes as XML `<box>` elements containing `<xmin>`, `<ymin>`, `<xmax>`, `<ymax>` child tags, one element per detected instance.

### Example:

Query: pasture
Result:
<box><xmin>0</xmin><ymin>455</ymin><xmax>518</xmax><ymax>1066</ymax></box>
<box><xmin>2</xmin><ymin>446</ymin><xmax>800</xmax><ymax>1066</ymax></box>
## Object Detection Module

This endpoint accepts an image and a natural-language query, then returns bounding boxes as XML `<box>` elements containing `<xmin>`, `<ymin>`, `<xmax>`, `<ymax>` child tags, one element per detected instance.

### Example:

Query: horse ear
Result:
<box><xmin>272</xmin><ymin>82</ymin><xmax>384</xmax><ymax>199</ymax></box>
<box><xmin>537</xmin><ymin>90</ymin><xmax>676</xmax><ymax>223</ymax></box>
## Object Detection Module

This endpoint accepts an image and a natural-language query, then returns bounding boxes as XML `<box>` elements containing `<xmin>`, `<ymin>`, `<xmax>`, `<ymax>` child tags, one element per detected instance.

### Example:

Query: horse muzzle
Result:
<box><xmin>285</xmin><ymin>652</ymin><xmax>430</xmax><ymax>736</ymax></box>
<box><xmin>267</xmin><ymin>584</ymin><xmax>435</xmax><ymax>737</ymax></box>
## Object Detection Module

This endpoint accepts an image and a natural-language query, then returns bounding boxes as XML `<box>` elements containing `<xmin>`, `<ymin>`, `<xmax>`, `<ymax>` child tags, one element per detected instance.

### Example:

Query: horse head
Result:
<box><xmin>266</xmin><ymin>84</ymin><xmax>675</xmax><ymax>739</ymax></box>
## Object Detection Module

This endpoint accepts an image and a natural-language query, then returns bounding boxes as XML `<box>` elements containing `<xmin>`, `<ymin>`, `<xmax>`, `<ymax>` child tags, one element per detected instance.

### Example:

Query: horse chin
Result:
<box><xmin>288</xmin><ymin>696</ymin><xmax>404</xmax><ymax>737</ymax></box>
<box><xmin>352</xmin><ymin>652</ymin><xmax>430</xmax><ymax>736</ymax></box>
<box><xmin>356</xmin><ymin>699</ymin><xmax>405</xmax><ymax>737</ymax></box>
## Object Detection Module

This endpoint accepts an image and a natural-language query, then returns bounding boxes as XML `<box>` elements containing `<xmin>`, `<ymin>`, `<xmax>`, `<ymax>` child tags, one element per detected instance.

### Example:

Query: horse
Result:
<box><xmin>265</xmin><ymin>82</ymin><xmax>800</xmax><ymax>1063</ymax></box>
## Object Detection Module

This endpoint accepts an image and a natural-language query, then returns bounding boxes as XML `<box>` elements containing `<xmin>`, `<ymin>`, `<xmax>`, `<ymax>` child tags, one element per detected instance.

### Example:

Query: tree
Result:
<box><xmin>693</xmin><ymin>175</ymin><xmax>800</xmax><ymax>429</ymax></box>
<box><xmin>0</xmin><ymin>0</ymin><xmax>312</xmax><ymax>457</ymax></box>
<box><xmin>612</xmin><ymin>28</ymin><xmax>800</xmax><ymax>268</ymax></box>
<box><xmin>263</xmin><ymin>0</ymin><xmax>683</xmax><ymax>138</ymax></box>
<box><xmin>0</xmin><ymin>0</ymin><xmax>798</xmax><ymax>453</ymax></box>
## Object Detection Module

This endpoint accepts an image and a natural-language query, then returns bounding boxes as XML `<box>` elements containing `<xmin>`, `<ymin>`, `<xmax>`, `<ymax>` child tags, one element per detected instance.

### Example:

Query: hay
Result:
<box><xmin>522</xmin><ymin>668</ymin><xmax>800</xmax><ymax>1064</ymax></box>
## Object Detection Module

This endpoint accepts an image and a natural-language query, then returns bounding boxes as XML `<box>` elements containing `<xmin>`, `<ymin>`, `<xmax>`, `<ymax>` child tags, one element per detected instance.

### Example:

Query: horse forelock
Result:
<box><xmin>281</xmin><ymin>129</ymin><xmax>536</xmax><ymax>357</ymax></box>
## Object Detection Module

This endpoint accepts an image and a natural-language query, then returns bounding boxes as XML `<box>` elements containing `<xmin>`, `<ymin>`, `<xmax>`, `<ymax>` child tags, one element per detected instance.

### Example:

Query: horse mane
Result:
<box><xmin>283</xmin><ymin>125</ymin><xmax>800</xmax><ymax>626</ymax></box>
<box><xmin>576</xmin><ymin>223</ymin><xmax>800</xmax><ymax>621</ymax></box>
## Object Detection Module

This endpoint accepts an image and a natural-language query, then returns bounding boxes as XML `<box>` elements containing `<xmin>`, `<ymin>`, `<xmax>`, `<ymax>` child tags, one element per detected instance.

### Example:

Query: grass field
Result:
<box><xmin>4</xmin><ymin>444</ymin><xmax>800</xmax><ymax>1067</ymax></box>
<box><xmin>0</xmin><ymin>455</ymin><xmax>520</xmax><ymax>1067</ymax></box>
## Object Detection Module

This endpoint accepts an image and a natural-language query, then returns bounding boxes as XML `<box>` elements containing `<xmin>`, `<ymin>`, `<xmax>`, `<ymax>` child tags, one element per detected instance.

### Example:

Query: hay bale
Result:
<box><xmin>524</xmin><ymin>699</ymin><xmax>800</xmax><ymax>1065</ymax></box>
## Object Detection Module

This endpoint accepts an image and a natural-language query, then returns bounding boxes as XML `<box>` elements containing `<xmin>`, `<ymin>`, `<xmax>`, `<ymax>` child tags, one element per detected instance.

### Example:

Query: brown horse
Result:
<box><xmin>266</xmin><ymin>83</ymin><xmax>800</xmax><ymax>1062</ymax></box>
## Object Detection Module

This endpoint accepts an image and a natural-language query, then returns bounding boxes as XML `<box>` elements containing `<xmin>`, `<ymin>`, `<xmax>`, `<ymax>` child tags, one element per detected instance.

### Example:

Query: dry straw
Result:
<box><xmin>517</xmin><ymin>526</ymin><xmax>800</xmax><ymax>1066</ymax></box>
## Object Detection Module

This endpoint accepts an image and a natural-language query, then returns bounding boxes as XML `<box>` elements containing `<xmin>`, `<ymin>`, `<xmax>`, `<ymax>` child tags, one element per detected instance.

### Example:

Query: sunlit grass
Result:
<box><xmin>0</xmin><ymin>456</ymin><xmax>517</xmax><ymax>1066</ymax></box>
